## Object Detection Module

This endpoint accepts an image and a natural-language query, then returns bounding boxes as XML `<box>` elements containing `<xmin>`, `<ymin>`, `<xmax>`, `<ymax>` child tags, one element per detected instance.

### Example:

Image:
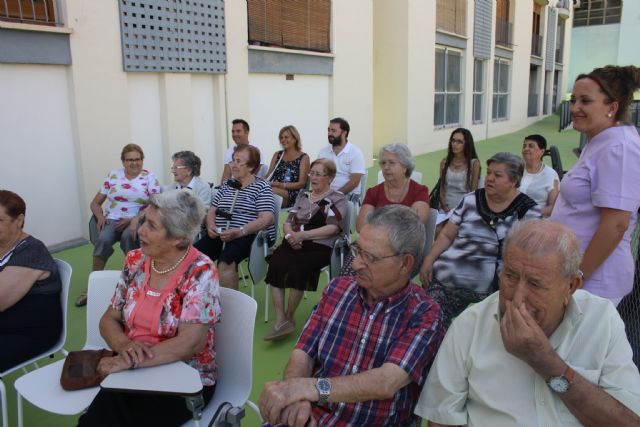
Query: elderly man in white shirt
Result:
<box><xmin>415</xmin><ymin>219</ymin><xmax>640</xmax><ymax>427</ymax></box>
<box><xmin>318</xmin><ymin>117</ymin><xmax>365</xmax><ymax>197</ymax></box>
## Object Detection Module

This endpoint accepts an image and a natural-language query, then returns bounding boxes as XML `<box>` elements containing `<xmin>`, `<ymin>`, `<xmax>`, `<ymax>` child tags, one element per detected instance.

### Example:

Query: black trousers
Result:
<box><xmin>77</xmin><ymin>384</ymin><xmax>215</xmax><ymax>427</ymax></box>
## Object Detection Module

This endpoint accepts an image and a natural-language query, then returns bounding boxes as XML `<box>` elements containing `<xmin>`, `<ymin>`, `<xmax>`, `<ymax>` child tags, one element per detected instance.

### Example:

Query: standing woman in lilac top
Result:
<box><xmin>550</xmin><ymin>65</ymin><xmax>640</xmax><ymax>305</ymax></box>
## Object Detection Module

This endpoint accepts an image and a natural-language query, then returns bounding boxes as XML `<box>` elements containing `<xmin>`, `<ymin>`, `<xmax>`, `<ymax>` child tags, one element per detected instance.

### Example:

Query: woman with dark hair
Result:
<box><xmin>551</xmin><ymin>65</ymin><xmax>640</xmax><ymax>305</ymax></box>
<box><xmin>265</xmin><ymin>125</ymin><xmax>310</xmax><ymax>208</ymax></box>
<box><xmin>195</xmin><ymin>145</ymin><xmax>276</xmax><ymax>290</ymax></box>
<box><xmin>436</xmin><ymin>128</ymin><xmax>481</xmax><ymax>214</ymax></box>
<box><xmin>0</xmin><ymin>190</ymin><xmax>62</xmax><ymax>371</ymax></box>
<box><xmin>421</xmin><ymin>153</ymin><xmax>540</xmax><ymax>326</ymax></box>
<box><xmin>167</xmin><ymin>150</ymin><xmax>212</xmax><ymax>208</ymax></box>
<box><xmin>520</xmin><ymin>134</ymin><xmax>559</xmax><ymax>217</ymax></box>
<box><xmin>78</xmin><ymin>190</ymin><xmax>221</xmax><ymax>426</ymax></box>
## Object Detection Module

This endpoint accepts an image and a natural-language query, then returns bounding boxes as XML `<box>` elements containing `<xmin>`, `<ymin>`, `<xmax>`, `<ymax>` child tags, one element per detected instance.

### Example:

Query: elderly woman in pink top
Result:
<box><xmin>550</xmin><ymin>65</ymin><xmax>640</xmax><ymax>305</ymax></box>
<box><xmin>78</xmin><ymin>190</ymin><xmax>221</xmax><ymax>427</ymax></box>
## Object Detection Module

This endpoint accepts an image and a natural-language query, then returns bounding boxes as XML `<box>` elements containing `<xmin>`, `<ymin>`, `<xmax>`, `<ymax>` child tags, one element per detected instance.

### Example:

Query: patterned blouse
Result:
<box><xmin>110</xmin><ymin>247</ymin><xmax>221</xmax><ymax>386</ymax></box>
<box><xmin>100</xmin><ymin>168</ymin><xmax>161</xmax><ymax>220</ymax></box>
<box><xmin>269</xmin><ymin>151</ymin><xmax>308</xmax><ymax>207</ymax></box>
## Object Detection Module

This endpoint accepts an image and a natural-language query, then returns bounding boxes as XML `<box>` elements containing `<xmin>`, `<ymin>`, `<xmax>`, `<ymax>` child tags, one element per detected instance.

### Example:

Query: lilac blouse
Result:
<box><xmin>550</xmin><ymin>125</ymin><xmax>640</xmax><ymax>298</ymax></box>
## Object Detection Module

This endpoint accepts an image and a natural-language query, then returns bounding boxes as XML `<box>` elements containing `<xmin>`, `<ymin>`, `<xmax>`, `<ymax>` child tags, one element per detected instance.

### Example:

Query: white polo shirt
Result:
<box><xmin>318</xmin><ymin>142</ymin><xmax>365</xmax><ymax>195</ymax></box>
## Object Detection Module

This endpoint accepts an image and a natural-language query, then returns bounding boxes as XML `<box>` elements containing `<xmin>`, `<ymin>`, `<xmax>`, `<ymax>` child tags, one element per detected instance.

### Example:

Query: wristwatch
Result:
<box><xmin>315</xmin><ymin>377</ymin><xmax>332</xmax><ymax>404</ymax></box>
<box><xmin>547</xmin><ymin>365</ymin><xmax>575</xmax><ymax>393</ymax></box>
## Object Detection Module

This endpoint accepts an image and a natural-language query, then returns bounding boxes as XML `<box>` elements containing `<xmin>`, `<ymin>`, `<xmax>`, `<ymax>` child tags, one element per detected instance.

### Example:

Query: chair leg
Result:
<box><xmin>16</xmin><ymin>392</ymin><xmax>23</xmax><ymax>427</ymax></box>
<box><xmin>246</xmin><ymin>400</ymin><xmax>263</xmax><ymax>423</ymax></box>
<box><xmin>264</xmin><ymin>284</ymin><xmax>270</xmax><ymax>323</ymax></box>
<box><xmin>1</xmin><ymin>380</ymin><xmax>7</xmax><ymax>427</ymax></box>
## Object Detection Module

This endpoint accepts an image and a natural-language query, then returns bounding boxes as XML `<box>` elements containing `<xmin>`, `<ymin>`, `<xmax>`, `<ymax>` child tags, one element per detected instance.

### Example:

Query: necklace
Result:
<box><xmin>526</xmin><ymin>162</ymin><xmax>544</xmax><ymax>175</ymax></box>
<box><xmin>384</xmin><ymin>179</ymin><xmax>409</xmax><ymax>203</ymax></box>
<box><xmin>151</xmin><ymin>247</ymin><xmax>190</xmax><ymax>275</ymax></box>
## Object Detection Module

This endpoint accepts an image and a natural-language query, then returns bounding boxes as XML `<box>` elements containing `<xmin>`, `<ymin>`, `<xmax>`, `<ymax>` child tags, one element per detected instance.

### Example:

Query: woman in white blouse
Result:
<box><xmin>520</xmin><ymin>134</ymin><xmax>559</xmax><ymax>217</ymax></box>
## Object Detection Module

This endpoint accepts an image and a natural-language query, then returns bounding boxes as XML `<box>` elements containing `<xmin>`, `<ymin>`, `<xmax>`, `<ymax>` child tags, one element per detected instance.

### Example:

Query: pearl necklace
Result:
<box><xmin>151</xmin><ymin>247</ymin><xmax>190</xmax><ymax>275</ymax></box>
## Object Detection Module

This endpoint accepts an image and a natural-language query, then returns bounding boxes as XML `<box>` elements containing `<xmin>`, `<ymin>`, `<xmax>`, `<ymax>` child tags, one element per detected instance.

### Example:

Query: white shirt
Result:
<box><xmin>223</xmin><ymin>143</ymin><xmax>263</xmax><ymax>164</ymax></box>
<box><xmin>318</xmin><ymin>142</ymin><xmax>366</xmax><ymax>195</ymax></box>
<box><xmin>520</xmin><ymin>164</ymin><xmax>559</xmax><ymax>209</ymax></box>
<box><xmin>415</xmin><ymin>290</ymin><xmax>640</xmax><ymax>426</ymax></box>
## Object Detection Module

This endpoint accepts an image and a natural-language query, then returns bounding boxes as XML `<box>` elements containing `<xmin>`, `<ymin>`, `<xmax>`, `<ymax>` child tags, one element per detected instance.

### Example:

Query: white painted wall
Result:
<box><xmin>248</xmin><ymin>74</ymin><xmax>330</xmax><ymax>162</ymax></box>
<box><xmin>568</xmin><ymin>25</ymin><xmax>620</xmax><ymax>87</ymax></box>
<box><xmin>0</xmin><ymin>64</ymin><xmax>83</xmax><ymax>247</ymax></box>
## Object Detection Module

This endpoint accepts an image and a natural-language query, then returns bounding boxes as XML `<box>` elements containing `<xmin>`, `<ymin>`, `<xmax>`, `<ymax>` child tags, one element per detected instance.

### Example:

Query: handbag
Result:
<box><xmin>429</xmin><ymin>179</ymin><xmax>441</xmax><ymax>210</ymax></box>
<box><xmin>60</xmin><ymin>349</ymin><xmax>114</xmax><ymax>391</ymax></box>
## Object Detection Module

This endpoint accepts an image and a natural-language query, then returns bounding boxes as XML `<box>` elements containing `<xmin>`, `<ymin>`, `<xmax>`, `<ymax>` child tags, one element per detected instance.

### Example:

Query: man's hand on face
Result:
<box><xmin>500</xmin><ymin>300</ymin><xmax>555</xmax><ymax>369</ymax></box>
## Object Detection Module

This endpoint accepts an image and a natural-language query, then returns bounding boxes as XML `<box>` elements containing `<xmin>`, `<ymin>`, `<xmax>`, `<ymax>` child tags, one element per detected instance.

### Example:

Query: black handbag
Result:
<box><xmin>429</xmin><ymin>179</ymin><xmax>441</xmax><ymax>210</ymax></box>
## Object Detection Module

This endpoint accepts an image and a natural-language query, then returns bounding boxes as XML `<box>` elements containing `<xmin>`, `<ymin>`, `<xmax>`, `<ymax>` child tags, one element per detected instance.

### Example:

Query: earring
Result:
<box><xmin>607</xmin><ymin>113</ymin><xmax>612</xmax><ymax>118</ymax></box>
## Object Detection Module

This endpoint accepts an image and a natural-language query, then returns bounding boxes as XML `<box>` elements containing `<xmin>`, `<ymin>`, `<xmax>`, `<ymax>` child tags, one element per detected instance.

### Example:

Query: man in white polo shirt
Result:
<box><xmin>219</xmin><ymin>118</ymin><xmax>263</xmax><ymax>184</ymax></box>
<box><xmin>318</xmin><ymin>117</ymin><xmax>365</xmax><ymax>197</ymax></box>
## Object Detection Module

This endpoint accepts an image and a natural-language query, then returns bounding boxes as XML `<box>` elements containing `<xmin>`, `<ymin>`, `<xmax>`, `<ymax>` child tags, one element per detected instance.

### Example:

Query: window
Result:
<box><xmin>436</xmin><ymin>0</ymin><xmax>466</xmax><ymax>35</ymax></box>
<box><xmin>434</xmin><ymin>48</ymin><xmax>463</xmax><ymax>128</ymax></box>
<box><xmin>495</xmin><ymin>0</ymin><xmax>512</xmax><ymax>47</ymax></box>
<box><xmin>492</xmin><ymin>58</ymin><xmax>510</xmax><ymax>121</ymax></box>
<box><xmin>473</xmin><ymin>59</ymin><xmax>485</xmax><ymax>124</ymax></box>
<box><xmin>247</xmin><ymin>0</ymin><xmax>331</xmax><ymax>53</ymax></box>
<box><xmin>0</xmin><ymin>0</ymin><xmax>59</xmax><ymax>26</ymax></box>
<box><xmin>574</xmin><ymin>0</ymin><xmax>622</xmax><ymax>27</ymax></box>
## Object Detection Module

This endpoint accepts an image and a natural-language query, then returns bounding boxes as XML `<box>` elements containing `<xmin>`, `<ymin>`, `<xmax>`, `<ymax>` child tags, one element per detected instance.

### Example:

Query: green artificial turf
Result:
<box><xmin>2</xmin><ymin>115</ymin><xmax>581</xmax><ymax>427</ymax></box>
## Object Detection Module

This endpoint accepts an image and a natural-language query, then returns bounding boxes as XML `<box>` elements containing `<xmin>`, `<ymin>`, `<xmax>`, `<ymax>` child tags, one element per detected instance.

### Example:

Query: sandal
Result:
<box><xmin>264</xmin><ymin>320</ymin><xmax>295</xmax><ymax>341</ymax></box>
<box><xmin>74</xmin><ymin>289</ymin><xmax>88</xmax><ymax>307</ymax></box>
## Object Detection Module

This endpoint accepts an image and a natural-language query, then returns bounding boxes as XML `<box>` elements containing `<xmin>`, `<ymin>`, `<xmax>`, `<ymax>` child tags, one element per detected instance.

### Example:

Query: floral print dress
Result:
<box><xmin>269</xmin><ymin>151</ymin><xmax>308</xmax><ymax>207</ymax></box>
<box><xmin>110</xmin><ymin>247</ymin><xmax>221</xmax><ymax>386</ymax></box>
<box><xmin>100</xmin><ymin>168</ymin><xmax>161</xmax><ymax>219</ymax></box>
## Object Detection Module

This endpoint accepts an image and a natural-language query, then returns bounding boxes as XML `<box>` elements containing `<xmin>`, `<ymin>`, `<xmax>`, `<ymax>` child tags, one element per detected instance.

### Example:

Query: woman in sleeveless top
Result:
<box><xmin>438</xmin><ymin>128</ymin><xmax>481</xmax><ymax>213</ymax></box>
<box><xmin>265</xmin><ymin>125</ymin><xmax>310</xmax><ymax>208</ymax></box>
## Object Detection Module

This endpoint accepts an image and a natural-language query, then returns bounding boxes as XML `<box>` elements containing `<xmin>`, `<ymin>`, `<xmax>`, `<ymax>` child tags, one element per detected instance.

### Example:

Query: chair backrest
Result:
<box><xmin>357</xmin><ymin>170</ymin><xmax>368</xmax><ymax>200</ymax></box>
<box><xmin>0</xmin><ymin>260</ymin><xmax>72</xmax><ymax>380</ymax></box>
<box><xmin>272</xmin><ymin>194</ymin><xmax>283</xmax><ymax>242</ymax></box>
<box><xmin>209</xmin><ymin>288</ymin><xmax>257</xmax><ymax>408</ymax></box>
<box><xmin>477</xmin><ymin>175</ymin><xmax>485</xmax><ymax>189</ymax></box>
<box><xmin>256</xmin><ymin>164</ymin><xmax>268</xmax><ymax>179</ymax></box>
<box><xmin>424</xmin><ymin>208</ymin><xmax>438</xmax><ymax>258</ymax></box>
<box><xmin>53</xmin><ymin>259</ymin><xmax>72</xmax><ymax>354</ymax></box>
<box><xmin>86</xmin><ymin>271</ymin><xmax>121</xmax><ymax>349</ymax></box>
<box><xmin>376</xmin><ymin>170</ymin><xmax>423</xmax><ymax>184</ymax></box>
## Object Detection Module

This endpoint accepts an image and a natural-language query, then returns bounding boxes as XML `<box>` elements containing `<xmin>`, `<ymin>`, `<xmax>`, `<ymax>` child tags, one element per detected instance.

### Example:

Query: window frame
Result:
<box><xmin>434</xmin><ymin>46</ymin><xmax>464</xmax><ymax>129</ymax></box>
<box><xmin>472</xmin><ymin>59</ymin><xmax>486</xmax><ymax>124</ymax></box>
<box><xmin>573</xmin><ymin>0</ymin><xmax>622</xmax><ymax>27</ymax></box>
<box><xmin>492</xmin><ymin>57</ymin><xmax>511</xmax><ymax>121</ymax></box>
<box><xmin>0</xmin><ymin>0</ymin><xmax>60</xmax><ymax>26</ymax></box>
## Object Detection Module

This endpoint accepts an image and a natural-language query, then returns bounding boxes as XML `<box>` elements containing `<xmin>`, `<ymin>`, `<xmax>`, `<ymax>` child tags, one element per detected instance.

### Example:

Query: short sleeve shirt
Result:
<box><xmin>318</xmin><ymin>142</ymin><xmax>366</xmax><ymax>195</ymax></box>
<box><xmin>296</xmin><ymin>277</ymin><xmax>444</xmax><ymax>426</ymax></box>
<box><xmin>520</xmin><ymin>164</ymin><xmax>559</xmax><ymax>209</ymax></box>
<box><xmin>110</xmin><ymin>248</ymin><xmax>221</xmax><ymax>385</ymax></box>
<box><xmin>550</xmin><ymin>125</ymin><xmax>640</xmax><ymax>298</ymax></box>
<box><xmin>362</xmin><ymin>179</ymin><xmax>429</xmax><ymax>208</ymax></box>
<box><xmin>415</xmin><ymin>291</ymin><xmax>640</xmax><ymax>426</ymax></box>
<box><xmin>211</xmin><ymin>178</ymin><xmax>276</xmax><ymax>242</ymax></box>
<box><xmin>100</xmin><ymin>168</ymin><xmax>161</xmax><ymax>219</ymax></box>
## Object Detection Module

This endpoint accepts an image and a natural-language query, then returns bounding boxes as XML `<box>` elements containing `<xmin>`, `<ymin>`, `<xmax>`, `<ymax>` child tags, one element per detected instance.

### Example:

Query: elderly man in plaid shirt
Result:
<box><xmin>259</xmin><ymin>205</ymin><xmax>444</xmax><ymax>427</ymax></box>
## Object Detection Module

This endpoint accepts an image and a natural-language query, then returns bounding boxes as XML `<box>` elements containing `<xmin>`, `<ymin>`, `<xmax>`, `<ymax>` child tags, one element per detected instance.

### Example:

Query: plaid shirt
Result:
<box><xmin>296</xmin><ymin>276</ymin><xmax>444</xmax><ymax>426</ymax></box>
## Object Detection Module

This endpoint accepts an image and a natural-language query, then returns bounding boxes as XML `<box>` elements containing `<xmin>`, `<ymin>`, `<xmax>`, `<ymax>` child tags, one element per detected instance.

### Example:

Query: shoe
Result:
<box><xmin>264</xmin><ymin>320</ymin><xmax>295</xmax><ymax>341</ymax></box>
<box><xmin>75</xmin><ymin>290</ymin><xmax>88</xmax><ymax>307</ymax></box>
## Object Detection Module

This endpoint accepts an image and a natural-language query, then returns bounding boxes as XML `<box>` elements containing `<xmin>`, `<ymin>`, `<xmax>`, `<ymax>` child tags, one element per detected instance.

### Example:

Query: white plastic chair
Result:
<box><xmin>14</xmin><ymin>270</ymin><xmax>118</xmax><ymax>427</ymax></box>
<box><xmin>376</xmin><ymin>170</ymin><xmax>423</xmax><ymax>184</ymax></box>
<box><xmin>0</xmin><ymin>259</ymin><xmax>71</xmax><ymax>427</ymax></box>
<box><xmin>182</xmin><ymin>287</ymin><xmax>260</xmax><ymax>426</ymax></box>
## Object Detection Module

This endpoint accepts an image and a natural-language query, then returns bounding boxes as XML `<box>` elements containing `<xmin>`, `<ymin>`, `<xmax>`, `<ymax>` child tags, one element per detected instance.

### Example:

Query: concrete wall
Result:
<box><xmin>568</xmin><ymin>0</ymin><xmax>640</xmax><ymax>89</ymax></box>
<box><xmin>0</xmin><ymin>0</ymin><xmax>374</xmax><ymax>247</ymax></box>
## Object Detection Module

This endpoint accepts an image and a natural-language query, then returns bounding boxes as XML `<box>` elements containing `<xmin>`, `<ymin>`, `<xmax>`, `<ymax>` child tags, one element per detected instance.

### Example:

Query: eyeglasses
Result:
<box><xmin>230</xmin><ymin>159</ymin><xmax>248</xmax><ymax>166</ymax></box>
<box><xmin>124</xmin><ymin>158</ymin><xmax>142</xmax><ymax>163</ymax></box>
<box><xmin>171</xmin><ymin>165</ymin><xmax>188</xmax><ymax>171</ymax></box>
<box><xmin>350</xmin><ymin>243</ymin><xmax>403</xmax><ymax>265</ymax></box>
<box><xmin>308</xmin><ymin>171</ymin><xmax>328</xmax><ymax>177</ymax></box>
<box><xmin>450</xmin><ymin>138</ymin><xmax>465</xmax><ymax>145</ymax></box>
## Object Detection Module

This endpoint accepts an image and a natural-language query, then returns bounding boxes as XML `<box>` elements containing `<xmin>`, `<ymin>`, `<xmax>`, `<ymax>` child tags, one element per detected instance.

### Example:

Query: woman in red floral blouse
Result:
<box><xmin>78</xmin><ymin>189</ymin><xmax>221</xmax><ymax>427</ymax></box>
